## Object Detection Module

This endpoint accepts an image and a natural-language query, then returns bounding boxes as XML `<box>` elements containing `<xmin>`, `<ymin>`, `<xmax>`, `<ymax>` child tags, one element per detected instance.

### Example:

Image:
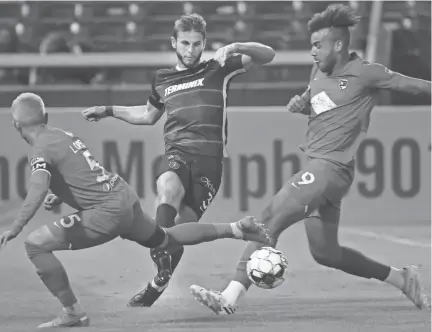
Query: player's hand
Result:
<box><xmin>214</xmin><ymin>43</ymin><xmax>238</xmax><ymax>67</ymax></box>
<box><xmin>0</xmin><ymin>228</ymin><xmax>21</xmax><ymax>248</ymax></box>
<box><xmin>43</xmin><ymin>194</ymin><xmax>62</xmax><ymax>211</ymax></box>
<box><xmin>82</xmin><ymin>106</ymin><xmax>107</xmax><ymax>122</ymax></box>
<box><xmin>287</xmin><ymin>87</ymin><xmax>311</xmax><ymax>113</ymax></box>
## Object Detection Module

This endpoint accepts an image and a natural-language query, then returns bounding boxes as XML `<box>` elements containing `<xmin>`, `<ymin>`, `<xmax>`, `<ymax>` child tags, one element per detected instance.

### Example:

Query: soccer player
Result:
<box><xmin>81</xmin><ymin>13</ymin><xmax>275</xmax><ymax>307</ymax></box>
<box><xmin>0</xmin><ymin>93</ymin><xmax>271</xmax><ymax>328</ymax></box>
<box><xmin>190</xmin><ymin>4</ymin><xmax>431</xmax><ymax>314</ymax></box>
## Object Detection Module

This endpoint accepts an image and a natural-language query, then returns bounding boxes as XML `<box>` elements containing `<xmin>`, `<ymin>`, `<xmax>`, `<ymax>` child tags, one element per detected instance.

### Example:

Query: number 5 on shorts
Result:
<box><xmin>292</xmin><ymin>172</ymin><xmax>315</xmax><ymax>189</ymax></box>
<box><xmin>55</xmin><ymin>213</ymin><xmax>82</xmax><ymax>229</ymax></box>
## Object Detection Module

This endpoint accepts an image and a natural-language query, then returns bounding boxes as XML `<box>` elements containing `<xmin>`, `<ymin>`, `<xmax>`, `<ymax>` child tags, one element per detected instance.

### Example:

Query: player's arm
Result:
<box><xmin>360</xmin><ymin>63</ymin><xmax>431</xmax><ymax>95</ymax></box>
<box><xmin>108</xmin><ymin>101</ymin><xmax>165</xmax><ymax>125</ymax></box>
<box><xmin>82</xmin><ymin>74</ymin><xmax>165</xmax><ymax>125</ymax></box>
<box><xmin>234</xmin><ymin>42</ymin><xmax>276</xmax><ymax>70</ymax></box>
<box><xmin>9</xmin><ymin>158</ymin><xmax>52</xmax><ymax>236</ymax></box>
<box><xmin>216</xmin><ymin>42</ymin><xmax>275</xmax><ymax>73</ymax></box>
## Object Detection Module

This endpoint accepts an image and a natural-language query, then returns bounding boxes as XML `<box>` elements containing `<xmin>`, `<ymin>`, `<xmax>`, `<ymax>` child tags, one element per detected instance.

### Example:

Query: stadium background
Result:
<box><xmin>0</xmin><ymin>1</ymin><xmax>430</xmax><ymax>331</ymax></box>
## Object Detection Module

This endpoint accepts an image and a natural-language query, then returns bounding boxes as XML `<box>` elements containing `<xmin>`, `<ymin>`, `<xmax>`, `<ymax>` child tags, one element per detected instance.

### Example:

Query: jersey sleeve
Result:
<box><xmin>147</xmin><ymin>73</ymin><xmax>164</xmax><ymax>109</ymax></box>
<box><xmin>28</xmin><ymin>141</ymin><xmax>54</xmax><ymax>176</ymax></box>
<box><xmin>224</xmin><ymin>55</ymin><xmax>245</xmax><ymax>77</ymax></box>
<box><xmin>358</xmin><ymin>63</ymin><xmax>402</xmax><ymax>89</ymax></box>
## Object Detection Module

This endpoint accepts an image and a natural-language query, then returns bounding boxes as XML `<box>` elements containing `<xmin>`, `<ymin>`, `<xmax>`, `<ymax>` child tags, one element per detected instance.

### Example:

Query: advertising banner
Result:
<box><xmin>0</xmin><ymin>106</ymin><xmax>430</xmax><ymax>225</ymax></box>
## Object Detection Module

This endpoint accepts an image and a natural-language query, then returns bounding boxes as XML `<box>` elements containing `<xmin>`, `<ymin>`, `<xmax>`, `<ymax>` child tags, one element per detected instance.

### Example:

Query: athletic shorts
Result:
<box><xmin>155</xmin><ymin>151</ymin><xmax>223</xmax><ymax>219</ymax></box>
<box><xmin>277</xmin><ymin>157</ymin><xmax>354</xmax><ymax>225</ymax></box>
<box><xmin>47</xmin><ymin>183</ymin><xmax>161</xmax><ymax>250</ymax></box>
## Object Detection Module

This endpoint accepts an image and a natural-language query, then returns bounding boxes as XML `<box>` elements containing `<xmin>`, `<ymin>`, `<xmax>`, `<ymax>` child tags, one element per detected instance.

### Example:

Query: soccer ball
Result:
<box><xmin>246</xmin><ymin>247</ymin><xmax>288</xmax><ymax>289</ymax></box>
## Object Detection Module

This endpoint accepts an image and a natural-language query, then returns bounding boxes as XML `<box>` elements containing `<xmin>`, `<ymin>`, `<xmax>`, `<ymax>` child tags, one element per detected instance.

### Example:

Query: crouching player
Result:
<box><xmin>190</xmin><ymin>4</ymin><xmax>431</xmax><ymax>314</ymax></box>
<box><xmin>0</xmin><ymin>93</ymin><xmax>270</xmax><ymax>328</ymax></box>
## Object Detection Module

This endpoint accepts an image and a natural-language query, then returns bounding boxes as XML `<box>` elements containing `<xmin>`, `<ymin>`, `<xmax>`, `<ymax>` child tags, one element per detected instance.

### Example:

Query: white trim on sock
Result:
<box><xmin>230</xmin><ymin>223</ymin><xmax>243</xmax><ymax>239</ymax></box>
<box><xmin>221</xmin><ymin>281</ymin><xmax>247</xmax><ymax>305</ymax></box>
<box><xmin>384</xmin><ymin>267</ymin><xmax>405</xmax><ymax>290</ymax></box>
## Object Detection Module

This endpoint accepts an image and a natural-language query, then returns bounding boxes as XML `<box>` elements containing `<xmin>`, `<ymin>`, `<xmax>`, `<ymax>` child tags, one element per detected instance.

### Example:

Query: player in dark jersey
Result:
<box><xmin>190</xmin><ymin>5</ymin><xmax>431</xmax><ymax>314</ymax></box>
<box><xmin>82</xmin><ymin>12</ymin><xmax>275</xmax><ymax>307</ymax></box>
<box><xmin>0</xmin><ymin>93</ymin><xmax>271</xmax><ymax>328</ymax></box>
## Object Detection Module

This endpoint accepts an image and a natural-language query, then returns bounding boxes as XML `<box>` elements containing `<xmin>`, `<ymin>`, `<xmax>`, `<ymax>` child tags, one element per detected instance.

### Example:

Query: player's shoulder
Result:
<box><xmin>33</xmin><ymin>126</ymin><xmax>72</xmax><ymax>154</ymax></box>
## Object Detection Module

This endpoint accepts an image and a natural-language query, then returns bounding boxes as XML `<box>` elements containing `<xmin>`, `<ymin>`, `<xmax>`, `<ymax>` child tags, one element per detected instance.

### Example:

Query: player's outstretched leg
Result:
<box><xmin>190</xmin><ymin>183</ymin><xmax>308</xmax><ymax>314</ymax></box>
<box><xmin>127</xmin><ymin>216</ymin><xmax>270</xmax><ymax>307</ymax></box>
<box><xmin>24</xmin><ymin>226</ymin><xmax>90</xmax><ymax>328</ymax></box>
<box><xmin>304</xmin><ymin>211</ymin><xmax>430</xmax><ymax>310</ymax></box>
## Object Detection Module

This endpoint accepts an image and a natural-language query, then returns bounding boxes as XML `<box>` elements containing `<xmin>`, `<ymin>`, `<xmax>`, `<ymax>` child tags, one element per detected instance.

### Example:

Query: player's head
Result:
<box><xmin>171</xmin><ymin>13</ymin><xmax>206</xmax><ymax>69</ymax></box>
<box><xmin>11</xmin><ymin>92</ymin><xmax>48</xmax><ymax>144</ymax></box>
<box><xmin>308</xmin><ymin>4</ymin><xmax>360</xmax><ymax>74</ymax></box>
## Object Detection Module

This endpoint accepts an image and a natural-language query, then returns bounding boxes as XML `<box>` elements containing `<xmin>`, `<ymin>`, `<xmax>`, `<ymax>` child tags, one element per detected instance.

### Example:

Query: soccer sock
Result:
<box><xmin>331</xmin><ymin>246</ymin><xmax>392</xmax><ymax>281</ymax></box>
<box><xmin>167</xmin><ymin>223</ymin><xmax>238</xmax><ymax>245</ymax></box>
<box><xmin>384</xmin><ymin>267</ymin><xmax>405</xmax><ymax>290</ymax></box>
<box><xmin>155</xmin><ymin>203</ymin><xmax>177</xmax><ymax>228</ymax></box>
<box><xmin>25</xmin><ymin>242</ymin><xmax>79</xmax><ymax>310</ymax></box>
<box><xmin>222</xmin><ymin>241</ymin><xmax>266</xmax><ymax>305</ymax></box>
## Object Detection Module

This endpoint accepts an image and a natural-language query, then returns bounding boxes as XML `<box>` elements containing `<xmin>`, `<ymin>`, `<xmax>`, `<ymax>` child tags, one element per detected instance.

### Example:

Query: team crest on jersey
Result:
<box><xmin>338</xmin><ymin>79</ymin><xmax>348</xmax><ymax>90</ymax></box>
<box><xmin>164</xmin><ymin>78</ymin><xmax>205</xmax><ymax>97</ymax></box>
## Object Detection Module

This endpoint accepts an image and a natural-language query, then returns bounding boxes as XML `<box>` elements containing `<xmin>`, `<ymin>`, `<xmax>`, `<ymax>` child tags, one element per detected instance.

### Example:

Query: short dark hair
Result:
<box><xmin>307</xmin><ymin>4</ymin><xmax>360</xmax><ymax>34</ymax></box>
<box><xmin>173</xmin><ymin>13</ymin><xmax>206</xmax><ymax>39</ymax></box>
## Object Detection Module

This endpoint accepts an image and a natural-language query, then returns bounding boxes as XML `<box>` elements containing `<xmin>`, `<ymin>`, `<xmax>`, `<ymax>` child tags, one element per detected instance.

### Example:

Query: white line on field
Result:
<box><xmin>342</xmin><ymin>228</ymin><xmax>431</xmax><ymax>248</ymax></box>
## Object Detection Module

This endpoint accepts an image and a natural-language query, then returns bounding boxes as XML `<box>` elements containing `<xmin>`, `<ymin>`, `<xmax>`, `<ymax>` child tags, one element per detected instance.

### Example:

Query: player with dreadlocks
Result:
<box><xmin>190</xmin><ymin>4</ymin><xmax>431</xmax><ymax>314</ymax></box>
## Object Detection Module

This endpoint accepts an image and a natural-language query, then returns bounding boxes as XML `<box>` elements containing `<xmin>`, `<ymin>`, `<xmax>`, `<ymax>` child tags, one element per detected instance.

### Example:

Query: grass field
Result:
<box><xmin>0</xmin><ymin>202</ymin><xmax>430</xmax><ymax>332</ymax></box>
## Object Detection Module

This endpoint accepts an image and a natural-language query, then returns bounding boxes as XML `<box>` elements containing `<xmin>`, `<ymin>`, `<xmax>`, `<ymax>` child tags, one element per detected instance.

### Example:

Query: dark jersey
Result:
<box><xmin>302</xmin><ymin>52</ymin><xmax>405</xmax><ymax>165</ymax></box>
<box><xmin>149</xmin><ymin>55</ymin><xmax>246</xmax><ymax>157</ymax></box>
<box><xmin>28</xmin><ymin>126</ymin><xmax>123</xmax><ymax>210</ymax></box>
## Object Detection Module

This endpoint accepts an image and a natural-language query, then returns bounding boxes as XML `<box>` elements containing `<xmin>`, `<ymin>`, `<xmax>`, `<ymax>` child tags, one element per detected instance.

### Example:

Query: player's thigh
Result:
<box><xmin>26</xmin><ymin>225</ymin><xmax>71</xmax><ymax>252</ymax></box>
<box><xmin>304</xmin><ymin>203</ymin><xmax>342</xmax><ymax>258</ymax></box>
<box><xmin>46</xmin><ymin>209</ymin><xmax>123</xmax><ymax>250</ymax></box>
<box><xmin>122</xmin><ymin>200</ymin><xmax>159</xmax><ymax>244</ymax></box>
<box><xmin>261</xmin><ymin>161</ymin><xmax>331</xmax><ymax>235</ymax></box>
<box><xmin>183</xmin><ymin>155</ymin><xmax>223</xmax><ymax>220</ymax></box>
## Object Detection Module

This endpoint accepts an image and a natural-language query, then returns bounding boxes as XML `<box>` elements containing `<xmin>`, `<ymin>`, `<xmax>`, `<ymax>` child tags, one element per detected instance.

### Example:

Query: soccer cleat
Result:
<box><xmin>189</xmin><ymin>285</ymin><xmax>236</xmax><ymax>315</ymax></box>
<box><xmin>127</xmin><ymin>248</ymin><xmax>172</xmax><ymax>307</ymax></box>
<box><xmin>37</xmin><ymin>310</ymin><xmax>89</xmax><ymax>328</ymax></box>
<box><xmin>401</xmin><ymin>265</ymin><xmax>430</xmax><ymax>310</ymax></box>
<box><xmin>236</xmin><ymin>216</ymin><xmax>272</xmax><ymax>245</ymax></box>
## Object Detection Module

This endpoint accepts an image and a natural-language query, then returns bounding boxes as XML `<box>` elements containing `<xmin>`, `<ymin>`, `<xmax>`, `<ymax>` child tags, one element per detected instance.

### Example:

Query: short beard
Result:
<box><xmin>176</xmin><ymin>51</ymin><xmax>202</xmax><ymax>69</ymax></box>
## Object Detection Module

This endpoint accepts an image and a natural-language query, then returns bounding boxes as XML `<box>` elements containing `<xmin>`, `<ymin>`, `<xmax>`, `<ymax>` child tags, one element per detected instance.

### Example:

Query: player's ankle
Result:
<box><xmin>64</xmin><ymin>302</ymin><xmax>84</xmax><ymax>315</ymax></box>
<box><xmin>384</xmin><ymin>267</ymin><xmax>405</xmax><ymax>290</ymax></box>
<box><xmin>221</xmin><ymin>280</ymin><xmax>247</xmax><ymax>305</ymax></box>
<box><xmin>230</xmin><ymin>223</ymin><xmax>243</xmax><ymax>239</ymax></box>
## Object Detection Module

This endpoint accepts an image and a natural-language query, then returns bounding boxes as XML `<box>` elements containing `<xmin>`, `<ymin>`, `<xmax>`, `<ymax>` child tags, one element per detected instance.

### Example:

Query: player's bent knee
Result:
<box><xmin>139</xmin><ymin>225</ymin><xmax>167</xmax><ymax>248</ymax></box>
<box><xmin>25</xmin><ymin>225</ymin><xmax>69</xmax><ymax>254</ymax></box>
<box><xmin>310</xmin><ymin>246</ymin><xmax>342</xmax><ymax>268</ymax></box>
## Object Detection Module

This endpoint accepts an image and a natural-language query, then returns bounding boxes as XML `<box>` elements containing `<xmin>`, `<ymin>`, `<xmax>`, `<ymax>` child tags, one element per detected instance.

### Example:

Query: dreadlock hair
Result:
<box><xmin>308</xmin><ymin>4</ymin><xmax>360</xmax><ymax>46</ymax></box>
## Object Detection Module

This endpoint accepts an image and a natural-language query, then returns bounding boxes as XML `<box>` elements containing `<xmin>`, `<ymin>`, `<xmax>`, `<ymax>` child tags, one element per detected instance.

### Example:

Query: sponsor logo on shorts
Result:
<box><xmin>200</xmin><ymin>191</ymin><xmax>215</xmax><ymax>213</ymax></box>
<box><xmin>102</xmin><ymin>174</ymin><xmax>120</xmax><ymax>192</ymax></box>
<box><xmin>169</xmin><ymin>161</ymin><xmax>180</xmax><ymax>170</ymax></box>
<box><xmin>200</xmin><ymin>176</ymin><xmax>216</xmax><ymax>195</ymax></box>
<box><xmin>199</xmin><ymin>177</ymin><xmax>217</xmax><ymax>213</ymax></box>
<box><xmin>338</xmin><ymin>78</ymin><xmax>348</xmax><ymax>90</ymax></box>
<box><xmin>168</xmin><ymin>154</ymin><xmax>186</xmax><ymax>165</ymax></box>
<box><xmin>164</xmin><ymin>78</ymin><xmax>205</xmax><ymax>97</ymax></box>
